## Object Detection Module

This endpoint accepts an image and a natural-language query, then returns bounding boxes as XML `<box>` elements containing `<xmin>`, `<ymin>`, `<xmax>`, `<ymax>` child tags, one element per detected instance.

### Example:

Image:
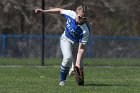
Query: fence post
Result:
<box><xmin>41</xmin><ymin>0</ymin><xmax>45</xmax><ymax>66</ymax></box>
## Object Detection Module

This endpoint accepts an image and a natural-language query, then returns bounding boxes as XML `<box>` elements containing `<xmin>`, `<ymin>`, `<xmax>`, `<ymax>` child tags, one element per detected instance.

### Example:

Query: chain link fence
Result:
<box><xmin>1</xmin><ymin>34</ymin><xmax>140</xmax><ymax>66</ymax></box>
<box><xmin>0</xmin><ymin>0</ymin><xmax>140</xmax><ymax>66</ymax></box>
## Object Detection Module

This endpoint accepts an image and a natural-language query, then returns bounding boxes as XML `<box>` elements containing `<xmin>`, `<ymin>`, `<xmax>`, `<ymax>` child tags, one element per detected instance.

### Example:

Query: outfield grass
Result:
<box><xmin>0</xmin><ymin>66</ymin><xmax>140</xmax><ymax>93</ymax></box>
<box><xmin>0</xmin><ymin>58</ymin><xmax>140</xmax><ymax>93</ymax></box>
<box><xmin>0</xmin><ymin>58</ymin><xmax>140</xmax><ymax>66</ymax></box>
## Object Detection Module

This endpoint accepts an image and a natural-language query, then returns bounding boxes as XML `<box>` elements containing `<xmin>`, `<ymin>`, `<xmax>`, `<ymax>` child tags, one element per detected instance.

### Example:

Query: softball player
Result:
<box><xmin>35</xmin><ymin>5</ymin><xmax>90</xmax><ymax>86</ymax></box>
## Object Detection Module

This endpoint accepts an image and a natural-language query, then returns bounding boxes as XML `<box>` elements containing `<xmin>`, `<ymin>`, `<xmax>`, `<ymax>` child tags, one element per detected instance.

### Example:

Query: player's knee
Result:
<box><xmin>62</xmin><ymin>56</ymin><xmax>72</xmax><ymax>67</ymax></box>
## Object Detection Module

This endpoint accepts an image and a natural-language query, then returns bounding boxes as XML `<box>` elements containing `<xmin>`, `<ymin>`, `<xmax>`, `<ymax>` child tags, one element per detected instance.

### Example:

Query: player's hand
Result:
<box><xmin>35</xmin><ymin>9</ymin><xmax>44</xmax><ymax>13</ymax></box>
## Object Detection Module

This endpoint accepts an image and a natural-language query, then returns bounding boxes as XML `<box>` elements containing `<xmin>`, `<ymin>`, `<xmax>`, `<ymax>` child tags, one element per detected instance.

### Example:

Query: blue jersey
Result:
<box><xmin>60</xmin><ymin>10</ymin><xmax>90</xmax><ymax>44</ymax></box>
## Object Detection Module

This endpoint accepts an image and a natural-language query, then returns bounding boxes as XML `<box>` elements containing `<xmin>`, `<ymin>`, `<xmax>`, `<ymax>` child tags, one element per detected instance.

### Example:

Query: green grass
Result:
<box><xmin>0</xmin><ymin>58</ymin><xmax>140</xmax><ymax>66</ymax></box>
<box><xmin>0</xmin><ymin>66</ymin><xmax>139</xmax><ymax>93</ymax></box>
<box><xmin>0</xmin><ymin>58</ymin><xmax>140</xmax><ymax>93</ymax></box>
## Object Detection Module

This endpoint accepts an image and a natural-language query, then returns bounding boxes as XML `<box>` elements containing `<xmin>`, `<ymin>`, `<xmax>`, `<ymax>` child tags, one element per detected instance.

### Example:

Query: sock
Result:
<box><xmin>60</xmin><ymin>65</ymin><xmax>70</xmax><ymax>81</ymax></box>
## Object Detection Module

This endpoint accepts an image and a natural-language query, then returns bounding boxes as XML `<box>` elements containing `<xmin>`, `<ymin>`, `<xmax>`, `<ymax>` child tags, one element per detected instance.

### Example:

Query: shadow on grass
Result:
<box><xmin>84</xmin><ymin>83</ymin><xmax>129</xmax><ymax>87</ymax></box>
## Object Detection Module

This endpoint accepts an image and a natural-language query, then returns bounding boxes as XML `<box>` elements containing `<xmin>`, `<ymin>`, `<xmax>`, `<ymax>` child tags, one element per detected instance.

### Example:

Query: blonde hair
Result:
<box><xmin>76</xmin><ymin>5</ymin><xmax>89</xmax><ymax>13</ymax></box>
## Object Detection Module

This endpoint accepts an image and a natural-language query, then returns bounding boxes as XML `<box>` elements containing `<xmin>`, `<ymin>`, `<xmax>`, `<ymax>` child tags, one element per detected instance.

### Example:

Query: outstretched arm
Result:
<box><xmin>75</xmin><ymin>43</ymin><xmax>86</xmax><ymax>68</ymax></box>
<box><xmin>35</xmin><ymin>8</ymin><xmax>64</xmax><ymax>14</ymax></box>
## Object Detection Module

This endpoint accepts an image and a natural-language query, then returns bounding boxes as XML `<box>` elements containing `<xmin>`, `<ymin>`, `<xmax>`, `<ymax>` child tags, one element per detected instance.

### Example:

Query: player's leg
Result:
<box><xmin>69</xmin><ymin>60</ymin><xmax>75</xmax><ymax>76</ymax></box>
<box><xmin>59</xmin><ymin>38</ymin><xmax>73</xmax><ymax>85</ymax></box>
<box><xmin>69</xmin><ymin>44</ymin><xmax>78</xmax><ymax>76</ymax></box>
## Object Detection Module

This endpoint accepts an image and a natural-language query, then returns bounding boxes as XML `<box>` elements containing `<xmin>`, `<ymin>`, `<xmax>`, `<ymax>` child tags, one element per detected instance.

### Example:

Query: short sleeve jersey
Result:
<box><xmin>60</xmin><ymin>10</ymin><xmax>90</xmax><ymax>44</ymax></box>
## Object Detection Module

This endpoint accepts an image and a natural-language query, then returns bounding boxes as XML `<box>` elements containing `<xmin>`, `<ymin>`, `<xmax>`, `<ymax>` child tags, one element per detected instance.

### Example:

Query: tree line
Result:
<box><xmin>0</xmin><ymin>0</ymin><xmax>140</xmax><ymax>36</ymax></box>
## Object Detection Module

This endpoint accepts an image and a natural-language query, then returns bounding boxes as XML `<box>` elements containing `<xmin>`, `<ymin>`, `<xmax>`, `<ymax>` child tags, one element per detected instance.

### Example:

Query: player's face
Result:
<box><xmin>76</xmin><ymin>11</ymin><xmax>88</xmax><ymax>25</ymax></box>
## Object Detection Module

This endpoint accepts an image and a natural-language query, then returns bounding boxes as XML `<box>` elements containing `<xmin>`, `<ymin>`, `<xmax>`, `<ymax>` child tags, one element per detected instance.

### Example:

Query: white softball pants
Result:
<box><xmin>60</xmin><ymin>38</ymin><xmax>75</xmax><ymax>67</ymax></box>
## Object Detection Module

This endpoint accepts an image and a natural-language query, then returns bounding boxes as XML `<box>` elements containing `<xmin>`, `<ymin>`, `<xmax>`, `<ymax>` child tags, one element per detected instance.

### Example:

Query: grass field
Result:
<box><xmin>0</xmin><ymin>58</ymin><xmax>140</xmax><ymax>93</ymax></box>
<box><xmin>0</xmin><ymin>58</ymin><xmax>140</xmax><ymax>66</ymax></box>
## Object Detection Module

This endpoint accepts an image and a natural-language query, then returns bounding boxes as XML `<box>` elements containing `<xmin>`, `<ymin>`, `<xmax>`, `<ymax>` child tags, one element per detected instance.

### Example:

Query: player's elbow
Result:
<box><xmin>78</xmin><ymin>44</ymin><xmax>85</xmax><ymax>54</ymax></box>
<box><xmin>78</xmin><ymin>48</ymin><xmax>85</xmax><ymax>55</ymax></box>
<box><xmin>56</xmin><ymin>8</ymin><xmax>64</xmax><ymax>13</ymax></box>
